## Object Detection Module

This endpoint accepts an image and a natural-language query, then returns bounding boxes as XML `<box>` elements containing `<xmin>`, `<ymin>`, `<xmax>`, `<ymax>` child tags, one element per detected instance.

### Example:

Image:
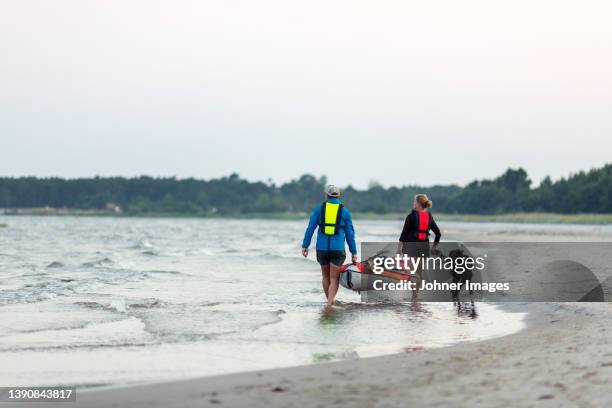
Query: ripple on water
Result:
<box><xmin>81</xmin><ymin>257</ymin><xmax>115</xmax><ymax>268</ymax></box>
<box><xmin>46</xmin><ymin>261</ymin><xmax>65</xmax><ymax>268</ymax></box>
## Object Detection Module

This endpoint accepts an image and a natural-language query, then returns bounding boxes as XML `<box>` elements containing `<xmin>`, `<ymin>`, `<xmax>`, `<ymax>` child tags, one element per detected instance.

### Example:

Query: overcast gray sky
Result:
<box><xmin>1</xmin><ymin>0</ymin><xmax>611</xmax><ymax>188</ymax></box>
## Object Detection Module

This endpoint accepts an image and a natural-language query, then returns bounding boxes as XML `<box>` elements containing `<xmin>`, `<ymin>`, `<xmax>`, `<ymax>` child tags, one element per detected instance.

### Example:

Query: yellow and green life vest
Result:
<box><xmin>320</xmin><ymin>202</ymin><xmax>344</xmax><ymax>235</ymax></box>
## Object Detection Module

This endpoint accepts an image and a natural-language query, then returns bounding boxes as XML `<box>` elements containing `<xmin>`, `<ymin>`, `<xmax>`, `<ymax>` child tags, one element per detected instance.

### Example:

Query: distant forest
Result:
<box><xmin>1</xmin><ymin>164</ymin><xmax>611</xmax><ymax>215</ymax></box>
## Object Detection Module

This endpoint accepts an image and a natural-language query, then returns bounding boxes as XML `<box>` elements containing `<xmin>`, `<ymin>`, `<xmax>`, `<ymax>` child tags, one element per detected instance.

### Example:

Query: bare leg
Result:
<box><xmin>320</xmin><ymin>265</ymin><xmax>331</xmax><ymax>300</ymax></box>
<box><xmin>412</xmin><ymin>270</ymin><xmax>422</xmax><ymax>301</ymax></box>
<box><xmin>326</xmin><ymin>264</ymin><xmax>341</xmax><ymax>306</ymax></box>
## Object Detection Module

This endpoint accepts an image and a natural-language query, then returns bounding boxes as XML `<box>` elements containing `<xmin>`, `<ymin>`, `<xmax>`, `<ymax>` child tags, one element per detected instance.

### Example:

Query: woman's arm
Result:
<box><xmin>430</xmin><ymin>215</ymin><xmax>441</xmax><ymax>244</ymax></box>
<box><xmin>399</xmin><ymin>215</ymin><xmax>411</xmax><ymax>242</ymax></box>
<box><xmin>397</xmin><ymin>215</ymin><xmax>411</xmax><ymax>254</ymax></box>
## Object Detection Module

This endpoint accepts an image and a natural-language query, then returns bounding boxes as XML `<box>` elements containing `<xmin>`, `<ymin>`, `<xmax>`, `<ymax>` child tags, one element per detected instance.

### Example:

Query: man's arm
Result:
<box><xmin>301</xmin><ymin>206</ymin><xmax>320</xmax><ymax>251</ymax></box>
<box><xmin>343</xmin><ymin>209</ymin><xmax>358</xmax><ymax>258</ymax></box>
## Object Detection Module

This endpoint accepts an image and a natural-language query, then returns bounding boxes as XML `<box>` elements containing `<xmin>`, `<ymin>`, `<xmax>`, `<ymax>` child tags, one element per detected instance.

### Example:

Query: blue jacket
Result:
<box><xmin>301</xmin><ymin>198</ymin><xmax>357</xmax><ymax>254</ymax></box>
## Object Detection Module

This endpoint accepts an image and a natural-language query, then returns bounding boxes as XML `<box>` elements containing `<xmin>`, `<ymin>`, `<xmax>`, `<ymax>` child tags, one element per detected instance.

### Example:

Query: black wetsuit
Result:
<box><xmin>399</xmin><ymin>210</ymin><xmax>441</xmax><ymax>257</ymax></box>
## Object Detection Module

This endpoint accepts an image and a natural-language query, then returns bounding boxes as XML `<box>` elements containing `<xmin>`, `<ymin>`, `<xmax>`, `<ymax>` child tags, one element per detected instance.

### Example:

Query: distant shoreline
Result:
<box><xmin>2</xmin><ymin>208</ymin><xmax>612</xmax><ymax>225</ymax></box>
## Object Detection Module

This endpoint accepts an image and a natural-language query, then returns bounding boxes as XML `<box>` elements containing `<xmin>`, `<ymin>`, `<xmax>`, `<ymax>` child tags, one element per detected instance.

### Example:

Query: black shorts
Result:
<box><xmin>401</xmin><ymin>241</ymin><xmax>430</xmax><ymax>258</ymax></box>
<box><xmin>316</xmin><ymin>250</ymin><xmax>346</xmax><ymax>266</ymax></box>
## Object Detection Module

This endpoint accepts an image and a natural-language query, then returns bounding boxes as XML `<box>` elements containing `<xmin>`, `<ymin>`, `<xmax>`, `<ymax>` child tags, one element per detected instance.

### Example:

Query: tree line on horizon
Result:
<box><xmin>0</xmin><ymin>164</ymin><xmax>611</xmax><ymax>215</ymax></box>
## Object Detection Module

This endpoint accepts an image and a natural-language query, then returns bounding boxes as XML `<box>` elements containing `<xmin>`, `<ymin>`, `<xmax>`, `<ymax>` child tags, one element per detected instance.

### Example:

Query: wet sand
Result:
<box><xmin>65</xmin><ymin>302</ymin><xmax>612</xmax><ymax>408</ymax></box>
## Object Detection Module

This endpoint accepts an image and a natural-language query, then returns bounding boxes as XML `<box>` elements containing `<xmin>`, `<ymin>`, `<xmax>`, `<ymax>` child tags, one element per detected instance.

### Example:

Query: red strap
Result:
<box><xmin>339</xmin><ymin>261</ymin><xmax>364</xmax><ymax>273</ymax></box>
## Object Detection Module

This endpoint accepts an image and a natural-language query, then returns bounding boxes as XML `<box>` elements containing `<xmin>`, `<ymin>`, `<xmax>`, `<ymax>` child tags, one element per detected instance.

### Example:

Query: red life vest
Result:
<box><xmin>417</xmin><ymin>211</ymin><xmax>430</xmax><ymax>241</ymax></box>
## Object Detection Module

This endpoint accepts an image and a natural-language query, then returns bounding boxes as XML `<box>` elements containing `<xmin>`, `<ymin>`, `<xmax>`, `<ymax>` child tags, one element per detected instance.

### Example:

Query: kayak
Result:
<box><xmin>339</xmin><ymin>260</ymin><xmax>413</xmax><ymax>293</ymax></box>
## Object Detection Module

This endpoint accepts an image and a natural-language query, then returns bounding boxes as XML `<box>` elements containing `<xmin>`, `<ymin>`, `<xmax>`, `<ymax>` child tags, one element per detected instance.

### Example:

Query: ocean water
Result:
<box><xmin>0</xmin><ymin>216</ymin><xmax>573</xmax><ymax>387</ymax></box>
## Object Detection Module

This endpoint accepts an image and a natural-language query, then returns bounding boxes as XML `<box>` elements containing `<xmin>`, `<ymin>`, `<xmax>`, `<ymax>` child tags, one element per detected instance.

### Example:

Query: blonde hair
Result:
<box><xmin>415</xmin><ymin>194</ymin><xmax>433</xmax><ymax>209</ymax></box>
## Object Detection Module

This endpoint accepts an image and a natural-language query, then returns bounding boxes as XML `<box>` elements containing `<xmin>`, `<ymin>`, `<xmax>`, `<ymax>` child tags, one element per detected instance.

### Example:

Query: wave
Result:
<box><xmin>81</xmin><ymin>257</ymin><xmax>114</xmax><ymax>268</ymax></box>
<box><xmin>197</xmin><ymin>301</ymin><xmax>222</xmax><ymax>307</ymax></box>
<box><xmin>0</xmin><ymin>280</ymin><xmax>77</xmax><ymax>305</ymax></box>
<box><xmin>145</xmin><ymin>269</ymin><xmax>182</xmax><ymax>276</ymax></box>
<box><xmin>0</xmin><ymin>341</ymin><xmax>159</xmax><ymax>353</ymax></box>
<box><xmin>312</xmin><ymin>349</ymin><xmax>359</xmax><ymax>362</ymax></box>
<box><xmin>128</xmin><ymin>299</ymin><xmax>166</xmax><ymax>309</ymax></box>
<box><xmin>256</xmin><ymin>252</ymin><xmax>306</xmax><ymax>262</ymax></box>
<box><xmin>133</xmin><ymin>308</ymin><xmax>287</xmax><ymax>341</ymax></box>
<box><xmin>129</xmin><ymin>239</ymin><xmax>154</xmax><ymax>250</ymax></box>
<box><xmin>0</xmin><ymin>315</ymin><xmax>155</xmax><ymax>352</ymax></box>
<box><xmin>47</xmin><ymin>261</ymin><xmax>64</xmax><ymax>268</ymax></box>
<box><xmin>2</xmin><ymin>265</ymin><xmax>156</xmax><ymax>306</ymax></box>
<box><xmin>18</xmin><ymin>272</ymin><xmax>49</xmax><ymax>278</ymax></box>
<box><xmin>74</xmin><ymin>298</ymin><xmax>166</xmax><ymax>313</ymax></box>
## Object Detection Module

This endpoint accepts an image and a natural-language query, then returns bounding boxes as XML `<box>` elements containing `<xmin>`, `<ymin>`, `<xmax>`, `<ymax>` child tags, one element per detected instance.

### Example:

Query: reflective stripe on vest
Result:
<box><xmin>320</xmin><ymin>202</ymin><xmax>344</xmax><ymax>235</ymax></box>
<box><xmin>417</xmin><ymin>211</ymin><xmax>430</xmax><ymax>240</ymax></box>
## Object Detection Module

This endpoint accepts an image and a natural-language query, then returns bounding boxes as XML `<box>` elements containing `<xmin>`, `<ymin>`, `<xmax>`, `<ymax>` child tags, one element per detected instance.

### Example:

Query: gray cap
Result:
<box><xmin>325</xmin><ymin>184</ymin><xmax>340</xmax><ymax>197</ymax></box>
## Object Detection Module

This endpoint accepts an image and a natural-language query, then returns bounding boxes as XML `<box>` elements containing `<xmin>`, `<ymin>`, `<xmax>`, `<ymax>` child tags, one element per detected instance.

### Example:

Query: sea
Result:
<box><xmin>3</xmin><ymin>216</ymin><xmax>607</xmax><ymax>387</ymax></box>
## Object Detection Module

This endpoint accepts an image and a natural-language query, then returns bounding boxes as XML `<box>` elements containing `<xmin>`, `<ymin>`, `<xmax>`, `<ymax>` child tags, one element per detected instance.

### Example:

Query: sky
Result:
<box><xmin>1</xmin><ymin>0</ymin><xmax>611</xmax><ymax>188</ymax></box>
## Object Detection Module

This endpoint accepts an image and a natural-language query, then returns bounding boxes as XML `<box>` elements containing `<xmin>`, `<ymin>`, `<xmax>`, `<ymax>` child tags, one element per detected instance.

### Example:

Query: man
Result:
<box><xmin>301</xmin><ymin>185</ymin><xmax>358</xmax><ymax>307</ymax></box>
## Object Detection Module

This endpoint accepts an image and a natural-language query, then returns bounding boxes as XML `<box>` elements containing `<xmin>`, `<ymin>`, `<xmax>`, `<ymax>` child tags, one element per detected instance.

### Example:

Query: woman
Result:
<box><xmin>398</xmin><ymin>194</ymin><xmax>441</xmax><ymax>298</ymax></box>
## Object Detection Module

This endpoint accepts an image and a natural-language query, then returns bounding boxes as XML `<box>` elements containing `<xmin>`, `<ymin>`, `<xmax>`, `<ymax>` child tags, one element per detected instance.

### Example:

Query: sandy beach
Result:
<box><xmin>60</xmin><ymin>302</ymin><xmax>610</xmax><ymax>408</ymax></box>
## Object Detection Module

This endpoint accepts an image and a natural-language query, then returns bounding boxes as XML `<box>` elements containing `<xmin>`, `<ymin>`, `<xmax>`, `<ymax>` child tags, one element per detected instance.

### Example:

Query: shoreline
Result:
<box><xmin>3</xmin><ymin>211</ymin><xmax>612</xmax><ymax>225</ymax></box>
<box><xmin>67</xmin><ymin>302</ymin><xmax>612</xmax><ymax>408</ymax></box>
